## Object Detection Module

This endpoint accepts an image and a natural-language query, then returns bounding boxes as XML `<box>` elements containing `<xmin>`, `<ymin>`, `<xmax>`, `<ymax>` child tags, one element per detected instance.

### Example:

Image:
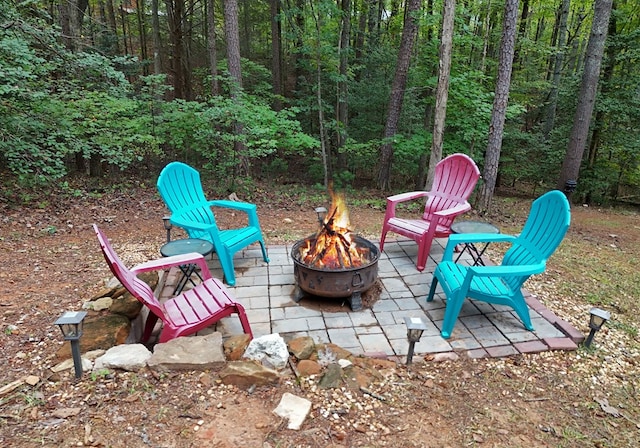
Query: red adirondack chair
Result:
<box><xmin>379</xmin><ymin>153</ymin><xmax>480</xmax><ymax>271</ymax></box>
<box><xmin>93</xmin><ymin>224</ymin><xmax>252</xmax><ymax>343</ymax></box>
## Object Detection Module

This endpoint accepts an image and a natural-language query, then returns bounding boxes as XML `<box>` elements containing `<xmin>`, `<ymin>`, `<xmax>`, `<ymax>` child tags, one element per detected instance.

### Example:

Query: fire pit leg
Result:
<box><xmin>292</xmin><ymin>286</ymin><xmax>305</xmax><ymax>303</ymax></box>
<box><xmin>348</xmin><ymin>292</ymin><xmax>363</xmax><ymax>311</ymax></box>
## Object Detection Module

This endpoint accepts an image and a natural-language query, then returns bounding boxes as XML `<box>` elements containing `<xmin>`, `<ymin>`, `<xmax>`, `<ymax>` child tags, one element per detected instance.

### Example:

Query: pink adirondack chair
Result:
<box><xmin>93</xmin><ymin>224</ymin><xmax>252</xmax><ymax>343</ymax></box>
<box><xmin>379</xmin><ymin>153</ymin><xmax>480</xmax><ymax>271</ymax></box>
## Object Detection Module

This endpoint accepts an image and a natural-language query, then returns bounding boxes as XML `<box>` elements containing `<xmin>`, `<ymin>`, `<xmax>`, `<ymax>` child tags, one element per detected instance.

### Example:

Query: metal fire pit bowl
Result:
<box><xmin>291</xmin><ymin>235</ymin><xmax>380</xmax><ymax>311</ymax></box>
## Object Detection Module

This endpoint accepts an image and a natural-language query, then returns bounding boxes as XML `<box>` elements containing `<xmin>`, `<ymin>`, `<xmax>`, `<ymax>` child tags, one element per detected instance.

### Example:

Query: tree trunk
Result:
<box><xmin>336</xmin><ymin>0</ymin><xmax>351</xmax><ymax>171</ymax></box>
<box><xmin>557</xmin><ymin>0</ymin><xmax>613</xmax><ymax>196</ymax></box>
<box><xmin>377</xmin><ymin>0</ymin><xmax>421</xmax><ymax>191</ymax></box>
<box><xmin>136</xmin><ymin>0</ymin><xmax>149</xmax><ymax>75</ymax></box>
<box><xmin>165</xmin><ymin>0</ymin><xmax>185</xmax><ymax>98</ymax></box>
<box><xmin>152</xmin><ymin>0</ymin><xmax>162</xmax><ymax>74</ymax></box>
<box><xmin>587</xmin><ymin>4</ymin><xmax>617</xmax><ymax>169</ymax></box>
<box><xmin>270</xmin><ymin>0</ymin><xmax>283</xmax><ymax>110</ymax></box>
<box><xmin>206</xmin><ymin>0</ymin><xmax>219</xmax><ymax>95</ymax></box>
<box><xmin>426</xmin><ymin>0</ymin><xmax>456</xmax><ymax>189</ymax></box>
<box><xmin>477</xmin><ymin>0</ymin><xmax>519</xmax><ymax>213</ymax></box>
<box><xmin>542</xmin><ymin>0</ymin><xmax>569</xmax><ymax>140</ymax></box>
<box><xmin>310</xmin><ymin>1</ymin><xmax>330</xmax><ymax>187</ymax></box>
<box><xmin>224</xmin><ymin>0</ymin><xmax>243</xmax><ymax>95</ymax></box>
<box><xmin>223</xmin><ymin>0</ymin><xmax>249</xmax><ymax>175</ymax></box>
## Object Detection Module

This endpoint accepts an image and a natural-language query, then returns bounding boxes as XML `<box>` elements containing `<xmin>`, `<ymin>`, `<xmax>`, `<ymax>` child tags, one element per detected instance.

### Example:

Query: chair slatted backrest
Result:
<box><xmin>502</xmin><ymin>190</ymin><xmax>571</xmax><ymax>290</ymax></box>
<box><xmin>423</xmin><ymin>154</ymin><xmax>481</xmax><ymax>227</ymax></box>
<box><xmin>93</xmin><ymin>225</ymin><xmax>165</xmax><ymax>319</ymax></box>
<box><xmin>157</xmin><ymin>162</ymin><xmax>220</xmax><ymax>238</ymax></box>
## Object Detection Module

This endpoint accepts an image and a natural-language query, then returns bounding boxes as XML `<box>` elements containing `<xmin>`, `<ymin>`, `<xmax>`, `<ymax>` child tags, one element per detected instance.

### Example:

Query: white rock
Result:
<box><xmin>94</xmin><ymin>344</ymin><xmax>152</xmax><ymax>371</ymax></box>
<box><xmin>243</xmin><ymin>333</ymin><xmax>289</xmax><ymax>370</ymax></box>
<box><xmin>273</xmin><ymin>392</ymin><xmax>312</xmax><ymax>430</ymax></box>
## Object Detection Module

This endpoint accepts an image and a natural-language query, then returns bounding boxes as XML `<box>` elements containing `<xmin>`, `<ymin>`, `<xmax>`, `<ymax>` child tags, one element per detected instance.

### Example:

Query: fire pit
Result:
<box><xmin>291</xmin><ymin>190</ymin><xmax>379</xmax><ymax>311</ymax></box>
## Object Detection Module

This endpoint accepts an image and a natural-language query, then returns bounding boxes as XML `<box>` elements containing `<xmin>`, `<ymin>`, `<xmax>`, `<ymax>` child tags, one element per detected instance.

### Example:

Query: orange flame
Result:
<box><xmin>298</xmin><ymin>188</ymin><xmax>369</xmax><ymax>269</ymax></box>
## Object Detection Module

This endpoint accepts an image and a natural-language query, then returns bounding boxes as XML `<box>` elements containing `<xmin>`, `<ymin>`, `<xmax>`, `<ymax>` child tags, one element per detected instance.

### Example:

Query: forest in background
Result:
<box><xmin>1</xmin><ymin>0</ymin><xmax>639</xmax><ymax>205</ymax></box>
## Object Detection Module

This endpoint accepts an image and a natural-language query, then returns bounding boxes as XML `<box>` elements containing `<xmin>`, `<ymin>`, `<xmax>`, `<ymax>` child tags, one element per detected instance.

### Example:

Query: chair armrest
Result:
<box><xmin>131</xmin><ymin>252</ymin><xmax>212</xmax><ymax>281</ymax></box>
<box><xmin>384</xmin><ymin>191</ymin><xmax>429</xmax><ymax>219</ymax></box>
<box><xmin>433</xmin><ymin>201</ymin><xmax>471</xmax><ymax>219</ymax></box>
<box><xmin>169</xmin><ymin>214</ymin><xmax>215</xmax><ymax>232</ymax></box>
<box><xmin>387</xmin><ymin>191</ymin><xmax>429</xmax><ymax>204</ymax></box>
<box><xmin>443</xmin><ymin>233</ymin><xmax>516</xmax><ymax>261</ymax></box>
<box><xmin>208</xmin><ymin>200</ymin><xmax>261</xmax><ymax>228</ymax></box>
<box><xmin>466</xmin><ymin>262</ymin><xmax>546</xmax><ymax>278</ymax></box>
<box><xmin>208</xmin><ymin>199</ymin><xmax>257</xmax><ymax>213</ymax></box>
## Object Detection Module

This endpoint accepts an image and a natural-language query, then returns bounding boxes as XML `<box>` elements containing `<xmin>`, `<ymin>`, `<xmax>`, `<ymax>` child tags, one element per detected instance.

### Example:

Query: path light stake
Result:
<box><xmin>584</xmin><ymin>307</ymin><xmax>610</xmax><ymax>348</ymax></box>
<box><xmin>314</xmin><ymin>207</ymin><xmax>328</xmax><ymax>226</ymax></box>
<box><xmin>404</xmin><ymin>316</ymin><xmax>428</xmax><ymax>365</ymax></box>
<box><xmin>162</xmin><ymin>216</ymin><xmax>173</xmax><ymax>242</ymax></box>
<box><xmin>54</xmin><ymin>311</ymin><xmax>87</xmax><ymax>378</ymax></box>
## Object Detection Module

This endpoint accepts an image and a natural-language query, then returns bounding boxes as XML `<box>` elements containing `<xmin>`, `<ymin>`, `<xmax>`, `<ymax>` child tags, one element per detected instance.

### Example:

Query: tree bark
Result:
<box><xmin>136</xmin><ymin>0</ymin><xmax>149</xmax><ymax>75</ymax></box>
<box><xmin>207</xmin><ymin>0</ymin><xmax>219</xmax><ymax>95</ymax></box>
<box><xmin>587</xmin><ymin>3</ymin><xmax>616</xmax><ymax>170</ymax></box>
<box><xmin>477</xmin><ymin>0</ymin><xmax>519</xmax><ymax>213</ymax></box>
<box><xmin>336</xmin><ymin>0</ymin><xmax>351</xmax><ymax>170</ymax></box>
<box><xmin>152</xmin><ymin>0</ymin><xmax>162</xmax><ymax>74</ymax></box>
<box><xmin>543</xmin><ymin>0</ymin><xmax>570</xmax><ymax>140</ymax></box>
<box><xmin>223</xmin><ymin>0</ymin><xmax>249</xmax><ymax>174</ymax></box>
<box><xmin>165</xmin><ymin>0</ymin><xmax>185</xmax><ymax>98</ymax></box>
<box><xmin>557</xmin><ymin>0</ymin><xmax>613</xmax><ymax>196</ymax></box>
<box><xmin>270</xmin><ymin>0</ymin><xmax>283</xmax><ymax>110</ymax></box>
<box><xmin>426</xmin><ymin>0</ymin><xmax>456</xmax><ymax>189</ymax></box>
<box><xmin>377</xmin><ymin>0</ymin><xmax>421</xmax><ymax>190</ymax></box>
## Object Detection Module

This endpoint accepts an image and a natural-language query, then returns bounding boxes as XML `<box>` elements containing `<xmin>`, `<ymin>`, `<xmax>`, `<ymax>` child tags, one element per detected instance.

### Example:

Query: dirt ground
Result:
<box><xmin>1</xmin><ymin>180</ymin><xmax>639</xmax><ymax>447</ymax></box>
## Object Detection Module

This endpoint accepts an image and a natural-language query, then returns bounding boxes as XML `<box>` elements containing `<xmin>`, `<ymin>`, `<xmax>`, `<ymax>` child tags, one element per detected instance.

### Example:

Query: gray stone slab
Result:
<box><xmin>349</xmin><ymin>310</ymin><xmax>378</xmax><ymax>326</ymax></box>
<box><xmin>415</xmin><ymin>335</ymin><xmax>452</xmax><ymax>353</ymax></box>
<box><xmin>327</xmin><ymin>328</ymin><xmax>361</xmax><ymax>347</ymax></box>
<box><xmin>246</xmin><ymin>309</ymin><xmax>271</xmax><ymax>323</ymax></box>
<box><xmin>283</xmin><ymin>306</ymin><xmax>322</xmax><ymax>319</ymax></box>
<box><xmin>372</xmin><ymin>298</ymin><xmax>400</xmax><ymax>312</ymax></box>
<box><xmin>395</xmin><ymin>297</ymin><xmax>422</xmax><ymax>311</ymax></box>
<box><xmin>382</xmin><ymin>323</ymin><xmax>407</xmax><ymax>340</ymax></box>
<box><xmin>358</xmin><ymin>334</ymin><xmax>394</xmax><ymax>355</ymax></box>
<box><xmin>250</xmin><ymin>322</ymin><xmax>272</xmax><ymax>338</ymax></box>
<box><xmin>272</xmin><ymin>317</ymin><xmax>310</xmax><ymax>333</ymax></box>
<box><xmin>381</xmin><ymin>277</ymin><xmax>411</xmax><ymax>293</ymax></box>
<box><xmin>233</xmin><ymin>285</ymin><xmax>269</xmax><ymax>299</ymax></box>
<box><xmin>354</xmin><ymin>326</ymin><xmax>383</xmax><ymax>335</ymax></box>
<box><xmin>324</xmin><ymin>314</ymin><xmax>353</xmax><ymax>328</ymax></box>
<box><xmin>373</xmin><ymin>311</ymin><xmax>397</xmax><ymax>326</ymax></box>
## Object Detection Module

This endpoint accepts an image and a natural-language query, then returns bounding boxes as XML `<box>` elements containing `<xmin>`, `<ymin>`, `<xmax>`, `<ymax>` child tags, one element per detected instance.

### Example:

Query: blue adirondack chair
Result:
<box><xmin>427</xmin><ymin>190</ymin><xmax>571</xmax><ymax>339</ymax></box>
<box><xmin>157</xmin><ymin>162</ymin><xmax>269</xmax><ymax>286</ymax></box>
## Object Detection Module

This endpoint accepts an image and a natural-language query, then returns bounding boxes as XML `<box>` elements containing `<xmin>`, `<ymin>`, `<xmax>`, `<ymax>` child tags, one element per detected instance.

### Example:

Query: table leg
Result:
<box><xmin>454</xmin><ymin>243</ymin><xmax>490</xmax><ymax>266</ymax></box>
<box><xmin>173</xmin><ymin>264</ymin><xmax>204</xmax><ymax>295</ymax></box>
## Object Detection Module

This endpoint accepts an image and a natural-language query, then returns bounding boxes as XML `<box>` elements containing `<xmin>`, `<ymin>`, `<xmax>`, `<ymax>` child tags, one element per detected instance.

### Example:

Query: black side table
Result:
<box><xmin>450</xmin><ymin>221</ymin><xmax>500</xmax><ymax>266</ymax></box>
<box><xmin>160</xmin><ymin>238</ymin><xmax>214</xmax><ymax>294</ymax></box>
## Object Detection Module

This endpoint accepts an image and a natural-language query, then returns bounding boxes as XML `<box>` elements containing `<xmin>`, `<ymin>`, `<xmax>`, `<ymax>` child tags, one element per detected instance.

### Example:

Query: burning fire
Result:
<box><xmin>298</xmin><ymin>188</ymin><xmax>371</xmax><ymax>269</ymax></box>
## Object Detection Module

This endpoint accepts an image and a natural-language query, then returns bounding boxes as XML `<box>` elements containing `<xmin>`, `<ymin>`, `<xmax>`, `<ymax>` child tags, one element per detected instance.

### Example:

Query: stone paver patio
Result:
<box><xmin>158</xmin><ymin>238</ymin><xmax>584</xmax><ymax>361</ymax></box>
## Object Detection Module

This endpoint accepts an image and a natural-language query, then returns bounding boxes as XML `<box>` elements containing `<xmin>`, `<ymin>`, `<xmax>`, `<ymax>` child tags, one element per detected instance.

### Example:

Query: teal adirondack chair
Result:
<box><xmin>157</xmin><ymin>162</ymin><xmax>269</xmax><ymax>286</ymax></box>
<box><xmin>427</xmin><ymin>190</ymin><xmax>571</xmax><ymax>339</ymax></box>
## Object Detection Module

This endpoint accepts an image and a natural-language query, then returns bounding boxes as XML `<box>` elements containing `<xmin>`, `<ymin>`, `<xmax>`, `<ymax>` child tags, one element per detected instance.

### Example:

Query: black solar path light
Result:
<box><xmin>54</xmin><ymin>311</ymin><xmax>87</xmax><ymax>378</ymax></box>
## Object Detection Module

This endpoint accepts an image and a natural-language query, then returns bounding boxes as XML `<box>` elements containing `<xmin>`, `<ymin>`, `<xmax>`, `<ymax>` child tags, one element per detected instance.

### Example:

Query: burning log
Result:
<box><xmin>297</xmin><ymin>188</ymin><xmax>371</xmax><ymax>270</ymax></box>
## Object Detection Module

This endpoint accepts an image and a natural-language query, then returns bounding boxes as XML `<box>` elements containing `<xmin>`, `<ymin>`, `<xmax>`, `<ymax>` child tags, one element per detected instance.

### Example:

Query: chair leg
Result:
<box><xmin>218</xmin><ymin>250</ymin><xmax>236</xmax><ymax>286</ymax></box>
<box><xmin>426</xmin><ymin>276</ymin><xmax>439</xmax><ymax>302</ymax></box>
<box><xmin>142</xmin><ymin>313</ymin><xmax>159</xmax><ymax>343</ymax></box>
<box><xmin>511</xmin><ymin>296</ymin><xmax>534</xmax><ymax>331</ymax></box>
<box><xmin>441</xmin><ymin>294</ymin><xmax>465</xmax><ymax>339</ymax></box>
<box><xmin>235</xmin><ymin>303</ymin><xmax>253</xmax><ymax>339</ymax></box>
<box><xmin>416</xmin><ymin>238</ymin><xmax>434</xmax><ymax>272</ymax></box>
<box><xmin>259</xmin><ymin>240</ymin><xmax>270</xmax><ymax>263</ymax></box>
<box><xmin>379</xmin><ymin>228</ymin><xmax>388</xmax><ymax>251</ymax></box>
